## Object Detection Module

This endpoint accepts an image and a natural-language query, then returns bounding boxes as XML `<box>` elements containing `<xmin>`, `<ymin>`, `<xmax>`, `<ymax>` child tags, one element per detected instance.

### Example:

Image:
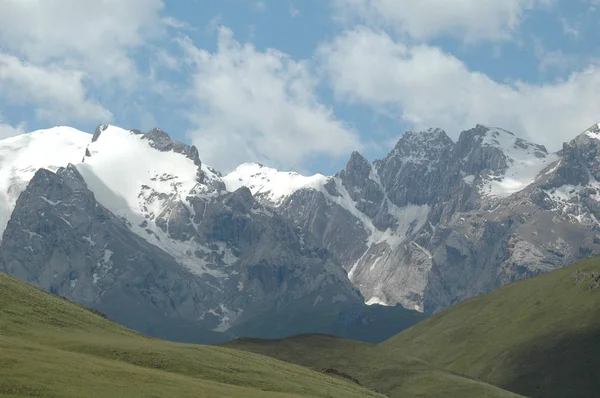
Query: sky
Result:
<box><xmin>0</xmin><ymin>0</ymin><xmax>599</xmax><ymax>174</ymax></box>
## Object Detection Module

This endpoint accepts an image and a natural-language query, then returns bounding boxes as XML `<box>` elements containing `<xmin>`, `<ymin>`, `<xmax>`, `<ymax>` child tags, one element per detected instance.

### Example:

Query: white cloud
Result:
<box><xmin>560</xmin><ymin>17</ymin><xmax>580</xmax><ymax>39</ymax></box>
<box><xmin>180</xmin><ymin>27</ymin><xmax>361</xmax><ymax>172</ymax></box>
<box><xmin>0</xmin><ymin>53</ymin><xmax>112</xmax><ymax>123</ymax></box>
<box><xmin>0</xmin><ymin>0</ymin><xmax>166</xmax><ymax>85</ymax></box>
<box><xmin>333</xmin><ymin>0</ymin><xmax>555</xmax><ymax>42</ymax></box>
<box><xmin>289</xmin><ymin>1</ymin><xmax>301</xmax><ymax>17</ymax></box>
<box><xmin>0</xmin><ymin>0</ymin><xmax>169</xmax><ymax>128</ymax></box>
<box><xmin>318</xmin><ymin>27</ymin><xmax>600</xmax><ymax>150</ymax></box>
<box><xmin>0</xmin><ymin>113</ymin><xmax>26</xmax><ymax>140</ymax></box>
<box><xmin>254</xmin><ymin>1</ymin><xmax>267</xmax><ymax>12</ymax></box>
<box><xmin>533</xmin><ymin>39</ymin><xmax>576</xmax><ymax>73</ymax></box>
<box><xmin>0</xmin><ymin>124</ymin><xmax>25</xmax><ymax>140</ymax></box>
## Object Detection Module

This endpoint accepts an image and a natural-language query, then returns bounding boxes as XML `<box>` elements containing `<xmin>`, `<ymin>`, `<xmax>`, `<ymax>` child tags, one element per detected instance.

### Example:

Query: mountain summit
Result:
<box><xmin>222</xmin><ymin>123</ymin><xmax>600</xmax><ymax>313</ymax></box>
<box><xmin>1</xmin><ymin>122</ymin><xmax>600</xmax><ymax>339</ymax></box>
<box><xmin>0</xmin><ymin>125</ymin><xmax>424</xmax><ymax>343</ymax></box>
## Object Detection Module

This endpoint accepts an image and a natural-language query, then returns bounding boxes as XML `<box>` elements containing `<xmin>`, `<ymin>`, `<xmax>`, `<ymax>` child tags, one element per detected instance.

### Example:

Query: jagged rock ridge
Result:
<box><xmin>225</xmin><ymin>124</ymin><xmax>600</xmax><ymax>313</ymax></box>
<box><xmin>0</xmin><ymin>125</ymin><xmax>424</xmax><ymax>343</ymax></box>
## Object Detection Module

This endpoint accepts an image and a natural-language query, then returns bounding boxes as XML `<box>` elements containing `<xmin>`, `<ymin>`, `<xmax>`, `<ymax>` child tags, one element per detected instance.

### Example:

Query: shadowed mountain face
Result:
<box><xmin>0</xmin><ymin>126</ymin><xmax>423</xmax><ymax>343</ymax></box>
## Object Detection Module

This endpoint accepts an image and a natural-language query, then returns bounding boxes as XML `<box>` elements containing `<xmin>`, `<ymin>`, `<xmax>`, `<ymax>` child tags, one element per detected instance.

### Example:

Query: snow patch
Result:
<box><xmin>94</xmin><ymin>249</ymin><xmax>113</xmax><ymax>284</ymax></box>
<box><xmin>463</xmin><ymin>175</ymin><xmax>475</xmax><ymax>185</ymax></box>
<box><xmin>208</xmin><ymin>304</ymin><xmax>242</xmax><ymax>332</ymax></box>
<box><xmin>478</xmin><ymin>128</ymin><xmax>560</xmax><ymax>197</ymax></box>
<box><xmin>584</xmin><ymin>124</ymin><xmax>600</xmax><ymax>140</ymax></box>
<box><xmin>412</xmin><ymin>241</ymin><xmax>432</xmax><ymax>259</ymax></box>
<box><xmin>366</xmin><ymin>296</ymin><xmax>388</xmax><ymax>306</ymax></box>
<box><xmin>82</xmin><ymin>236</ymin><xmax>96</xmax><ymax>246</ymax></box>
<box><xmin>223</xmin><ymin>162</ymin><xmax>328</xmax><ymax>206</ymax></box>
<box><xmin>75</xmin><ymin>125</ymin><xmax>226</xmax><ymax>278</ymax></box>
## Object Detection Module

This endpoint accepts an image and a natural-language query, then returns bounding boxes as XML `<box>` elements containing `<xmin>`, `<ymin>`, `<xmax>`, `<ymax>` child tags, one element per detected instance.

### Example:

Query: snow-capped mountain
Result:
<box><xmin>223</xmin><ymin>163</ymin><xmax>328</xmax><ymax>207</ymax></box>
<box><xmin>223</xmin><ymin>124</ymin><xmax>600</xmax><ymax>312</ymax></box>
<box><xmin>2</xmin><ymin>121</ymin><xmax>600</xmax><ymax>331</ymax></box>
<box><xmin>459</xmin><ymin>127</ymin><xmax>559</xmax><ymax>197</ymax></box>
<box><xmin>0</xmin><ymin>127</ymin><xmax>91</xmax><ymax>237</ymax></box>
<box><xmin>0</xmin><ymin>124</ymin><xmax>424</xmax><ymax>343</ymax></box>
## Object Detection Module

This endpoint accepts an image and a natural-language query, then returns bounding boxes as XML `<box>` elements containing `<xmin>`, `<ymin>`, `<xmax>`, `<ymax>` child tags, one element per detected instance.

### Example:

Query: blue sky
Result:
<box><xmin>0</xmin><ymin>0</ymin><xmax>599</xmax><ymax>174</ymax></box>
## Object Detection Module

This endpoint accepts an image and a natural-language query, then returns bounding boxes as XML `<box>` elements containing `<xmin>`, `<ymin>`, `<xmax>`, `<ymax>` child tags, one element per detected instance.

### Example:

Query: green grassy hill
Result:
<box><xmin>224</xmin><ymin>334</ymin><xmax>522</xmax><ymax>397</ymax></box>
<box><xmin>385</xmin><ymin>256</ymin><xmax>600</xmax><ymax>398</ymax></box>
<box><xmin>226</xmin><ymin>257</ymin><xmax>600</xmax><ymax>398</ymax></box>
<box><xmin>0</xmin><ymin>272</ymin><xmax>384</xmax><ymax>398</ymax></box>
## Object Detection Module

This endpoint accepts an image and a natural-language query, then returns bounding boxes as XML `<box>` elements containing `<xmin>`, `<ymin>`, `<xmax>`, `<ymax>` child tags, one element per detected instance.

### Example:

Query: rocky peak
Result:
<box><xmin>571</xmin><ymin>123</ymin><xmax>600</xmax><ymax>149</ymax></box>
<box><xmin>58</xmin><ymin>164</ymin><xmax>88</xmax><ymax>191</ymax></box>
<box><xmin>91</xmin><ymin>125</ymin><xmax>202</xmax><ymax>168</ymax></box>
<box><xmin>455</xmin><ymin>125</ymin><xmax>507</xmax><ymax>172</ymax></box>
<box><xmin>373</xmin><ymin>128</ymin><xmax>454</xmax><ymax>208</ymax></box>
<box><xmin>92</xmin><ymin>124</ymin><xmax>108</xmax><ymax>142</ymax></box>
<box><xmin>388</xmin><ymin>128</ymin><xmax>454</xmax><ymax>163</ymax></box>
<box><xmin>544</xmin><ymin>123</ymin><xmax>600</xmax><ymax>188</ymax></box>
<box><xmin>338</xmin><ymin>151</ymin><xmax>385</xmax><ymax>221</ymax></box>
<box><xmin>143</xmin><ymin>128</ymin><xmax>172</xmax><ymax>150</ymax></box>
<box><xmin>341</xmin><ymin>151</ymin><xmax>372</xmax><ymax>180</ymax></box>
<box><xmin>143</xmin><ymin>128</ymin><xmax>202</xmax><ymax>167</ymax></box>
<box><xmin>225</xmin><ymin>186</ymin><xmax>258</xmax><ymax>214</ymax></box>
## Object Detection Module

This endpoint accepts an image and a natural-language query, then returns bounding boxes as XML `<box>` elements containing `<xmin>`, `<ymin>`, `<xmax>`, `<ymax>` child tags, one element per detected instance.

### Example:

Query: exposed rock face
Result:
<box><xmin>0</xmin><ymin>125</ymin><xmax>424</xmax><ymax>343</ymax></box>
<box><xmin>3</xmin><ymin>121</ymin><xmax>600</xmax><ymax>337</ymax></box>
<box><xmin>0</xmin><ymin>165</ymin><xmax>224</xmax><ymax>342</ymax></box>
<box><xmin>243</xmin><ymin>124</ymin><xmax>600</xmax><ymax>313</ymax></box>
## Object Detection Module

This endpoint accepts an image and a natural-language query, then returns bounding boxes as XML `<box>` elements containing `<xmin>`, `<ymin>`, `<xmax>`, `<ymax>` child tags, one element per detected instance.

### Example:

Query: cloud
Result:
<box><xmin>179</xmin><ymin>27</ymin><xmax>361</xmax><ymax>172</ymax></box>
<box><xmin>332</xmin><ymin>0</ymin><xmax>556</xmax><ymax>42</ymax></box>
<box><xmin>533</xmin><ymin>39</ymin><xmax>577</xmax><ymax>74</ymax></box>
<box><xmin>317</xmin><ymin>27</ymin><xmax>600</xmax><ymax>150</ymax></box>
<box><xmin>0</xmin><ymin>113</ymin><xmax>26</xmax><ymax>140</ymax></box>
<box><xmin>0</xmin><ymin>0</ymin><xmax>166</xmax><ymax>85</ymax></box>
<box><xmin>0</xmin><ymin>0</ymin><xmax>171</xmax><ymax>128</ymax></box>
<box><xmin>0</xmin><ymin>53</ymin><xmax>112</xmax><ymax>124</ymax></box>
<box><xmin>560</xmin><ymin>17</ymin><xmax>580</xmax><ymax>39</ymax></box>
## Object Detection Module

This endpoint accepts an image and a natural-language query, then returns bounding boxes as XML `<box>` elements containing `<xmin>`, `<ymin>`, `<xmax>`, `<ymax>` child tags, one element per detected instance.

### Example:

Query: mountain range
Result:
<box><xmin>1</xmin><ymin>122</ymin><xmax>600</xmax><ymax>341</ymax></box>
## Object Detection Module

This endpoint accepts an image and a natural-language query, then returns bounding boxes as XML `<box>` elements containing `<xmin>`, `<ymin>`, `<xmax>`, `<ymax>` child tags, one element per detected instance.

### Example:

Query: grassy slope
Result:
<box><xmin>0</xmin><ymin>272</ymin><xmax>383</xmax><ymax>398</ymax></box>
<box><xmin>224</xmin><ymin>334</ymin><xmax>522</xmax><ymax>398</ymax></box>
<box><xmin>386</xmin><ymin>256</ymin><xmax>600</xmax><ymax>398</ymax></box>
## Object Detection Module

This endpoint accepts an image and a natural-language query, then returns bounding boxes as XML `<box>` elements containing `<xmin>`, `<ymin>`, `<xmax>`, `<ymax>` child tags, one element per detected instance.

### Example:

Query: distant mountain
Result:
<box><xmin>2</xmin><ymin>121</ymin><xmax>600</xmax><ymax>343</ymax></box>
<box><xmin>223</xmin><ymin>124</ymin><xmax>600</xmax><ymax>313</ymax></box>
<box><xmin>0</xmin><ymin>126</ymin><xmax>90</xmax><ymax>237</ymax></box>
<box><xmin>0</xmin><ymin>125</ymin><xmax>423</xmax><ymax>343</ymax></box>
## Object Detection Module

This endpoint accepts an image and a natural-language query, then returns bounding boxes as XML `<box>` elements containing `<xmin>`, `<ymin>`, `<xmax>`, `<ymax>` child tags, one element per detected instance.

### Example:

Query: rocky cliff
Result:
<box><xmin>0</xmin><ymin>125</ymin><xmax>424</xmax><ymax>343</ymax></box>
<box><xmin>225</xmin><ymin>124</ymin><xmax>600</xmax><ymax>313</ymax></box>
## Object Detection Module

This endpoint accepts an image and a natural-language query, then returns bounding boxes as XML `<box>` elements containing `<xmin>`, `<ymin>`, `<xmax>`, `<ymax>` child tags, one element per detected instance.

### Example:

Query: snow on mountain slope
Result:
<box><xmin>0</xmin><ymin>127</ymin><xmax>91</xmax><ymax>237</ymax></box>
<box><xmin>584</xmin><ymin>123</ymin><xmax>600</xmax><ymax>140</ymax></box>
<box><xmin>78</xmin><ymin>125</ymin><xmax>200</xmax><ymax>216</ymax></box>
<box><xmin>224</xmin><ymin>161</ymin><xmax>430</xmax><ymax>307</ymax></box>
<box><xmin>223</xmin><ymin>163</ymin><xmax>428</xmax><ymax>251</ymax></box>
<box><xmin>76</xmin><ymin>125</ymin><xmax>226</xmax><ymax>277</ymax></box>
<box><xmin>478</xmin><ymin>127</ymin><xmax>559</xmax><ymax>197</ymax></box>
<box><xmin>223</xmin><ymin>163</ymin><xmax>328</xmax><ymax>207</ymax></box>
